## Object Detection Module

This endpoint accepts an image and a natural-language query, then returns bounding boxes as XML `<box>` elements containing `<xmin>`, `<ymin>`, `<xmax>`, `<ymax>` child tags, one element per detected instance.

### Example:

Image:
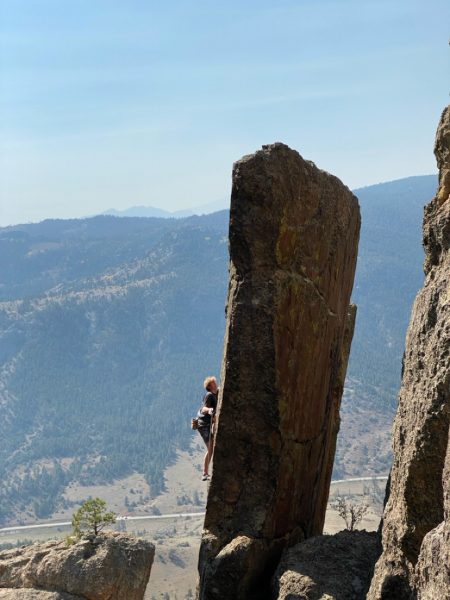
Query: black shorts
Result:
<box><xmin>198</xmin><ymin>426</ymin><xmax>211</xmax><ymax>446</ymax></box>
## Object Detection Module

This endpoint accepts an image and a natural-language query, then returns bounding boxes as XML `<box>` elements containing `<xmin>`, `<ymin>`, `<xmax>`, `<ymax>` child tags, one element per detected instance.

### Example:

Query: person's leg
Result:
<box><xmin>203</xmin><ymin>448</ymin><xmax>210</xmax><ymax>477</ymax></box>
<box><xmin>206</xmin><ymin>434</ymin><xmax>214</xmax><ymax>474</ymax></box>
<box><xmin>199</xmin><ymin>427</ymin><xmax>211</xmax><ymax>479</ymax></box>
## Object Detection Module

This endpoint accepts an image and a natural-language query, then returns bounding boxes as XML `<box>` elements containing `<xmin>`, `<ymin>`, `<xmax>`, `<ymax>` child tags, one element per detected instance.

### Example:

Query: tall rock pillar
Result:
<box><xmin>368</xmin><ymin>107</ymin><xmax>450</xmax><ymax>599</ymax></box>
<box><xmin>198</xmin><ymin>143</ymin><xmax>360</xmax><ymax>599</ymax></box>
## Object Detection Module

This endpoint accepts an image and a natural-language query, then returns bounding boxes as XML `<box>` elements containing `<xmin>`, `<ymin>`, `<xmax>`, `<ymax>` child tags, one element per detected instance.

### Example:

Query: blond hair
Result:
<box><xmin>203</xmin><ymin>376</ymin><xmax>217</xmax><ymax>391</ymax></box>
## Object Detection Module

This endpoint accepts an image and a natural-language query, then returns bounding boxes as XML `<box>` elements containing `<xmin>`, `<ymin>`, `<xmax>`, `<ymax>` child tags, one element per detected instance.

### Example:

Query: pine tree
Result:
<box><xmin>72</xmin><ymin>498</ymin><xmax>116</xmax><ymax>538</ymax></box>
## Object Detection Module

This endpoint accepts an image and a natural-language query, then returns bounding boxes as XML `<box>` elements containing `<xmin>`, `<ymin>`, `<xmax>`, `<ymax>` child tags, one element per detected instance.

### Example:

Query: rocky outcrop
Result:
<box><xmin>0</xmin><ymin>533</ymin><xmax>155</xmax><ymax>600</ymax></box>
<box><xmin>368</xmin><ymin>106</ymin><xmax>450</xmax><ymax>599</ymax></box>
<box><xmin>272</xmin><ymin>530</ymin><xmax>380</xmax><ymax>600</ymax></box>
<box><xmin>198</xmin><ymin>143</ymin><xmax>360</xmax><ymax>599</ymax></box>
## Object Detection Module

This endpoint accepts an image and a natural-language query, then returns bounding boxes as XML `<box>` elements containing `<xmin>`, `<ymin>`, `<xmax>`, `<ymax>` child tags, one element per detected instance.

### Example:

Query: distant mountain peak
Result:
<box><xmin>101</xmin><ymin>198</ymin><xmax>229</xmax><ymax>219</ymax></box>
<box><xmin>102</xmin><ymin>206</ymin><xmax>173</xmax><ymax>218</ymax></box>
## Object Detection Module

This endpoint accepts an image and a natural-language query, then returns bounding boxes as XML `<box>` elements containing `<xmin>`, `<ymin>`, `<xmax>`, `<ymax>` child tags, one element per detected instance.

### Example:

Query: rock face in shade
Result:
<box><xmin>415</xmin><ymin>440</ymin><xmax>450</xmax><ymax>599</ymax></box>
<box><xmin>198</xmin><ymin>143</ymin><xmax>361</xmax><ymax>599</ymax></box>
<box><xmin>272</xmin><ymin>530</ymin><xmax>380</xmax><ymax>600</ymax></box>
<box><xmin>368</xmin><ymin>106</ymin><xmax>450</xmax><ymax>599</ymax></box>
<box><xmin>0</xmin><ymin>533</ymin><xmax>155</xmax><ymax>600</ymax></box>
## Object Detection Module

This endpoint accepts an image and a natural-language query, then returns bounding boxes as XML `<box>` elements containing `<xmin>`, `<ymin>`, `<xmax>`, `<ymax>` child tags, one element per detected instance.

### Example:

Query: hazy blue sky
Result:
<box><xmin>1</xmin><ymin>0</ymin><xmax>449</xmax><ymax>225</ymax></box>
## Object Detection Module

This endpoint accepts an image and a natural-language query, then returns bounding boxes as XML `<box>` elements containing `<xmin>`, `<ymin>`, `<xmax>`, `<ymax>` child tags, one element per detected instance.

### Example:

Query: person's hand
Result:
<box><xmin>208</xmin><ymin>408</ymin><xmax>214</xmax><ymax>415</ymax></box>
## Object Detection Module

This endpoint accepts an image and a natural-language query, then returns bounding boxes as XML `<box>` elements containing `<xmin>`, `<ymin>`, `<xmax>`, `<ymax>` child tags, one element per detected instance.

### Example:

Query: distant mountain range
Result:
<box><xmin>102</xmin><ymin>198</ymin><xmax>228</xmax><ymax>219</ymax></box>
<box><xmin>0</xmin><ymin>174</ymin><xmax>437</xmax><ymax>525</ymax></box>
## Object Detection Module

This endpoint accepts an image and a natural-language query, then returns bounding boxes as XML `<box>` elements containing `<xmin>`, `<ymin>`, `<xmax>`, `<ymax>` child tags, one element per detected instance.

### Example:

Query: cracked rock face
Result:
<box><xmin>368</xmin><ymin>106</ymin><xmax>450</xmax><ymax>599</ymax></box>
<box><xmin>198</xmin><ymin>143</ymin><xmax>360</xmax><ymax>599</ymax></box>
<box><xmin>0</xmin><ymin>533</ymin><xmax>155</xmax><ymax>600</ymax></box>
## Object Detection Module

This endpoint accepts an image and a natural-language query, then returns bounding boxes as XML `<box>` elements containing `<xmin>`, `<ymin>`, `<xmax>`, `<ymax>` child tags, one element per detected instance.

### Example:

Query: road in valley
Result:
<box><xmin>0</xmin><ymin>512</ymin><xmax>206</xmax><ymax>534</ymax></box>
<box><xmin>0</xmin><ymin>476</ymin><xmax>388</xmax><ymax>535</ymax></box>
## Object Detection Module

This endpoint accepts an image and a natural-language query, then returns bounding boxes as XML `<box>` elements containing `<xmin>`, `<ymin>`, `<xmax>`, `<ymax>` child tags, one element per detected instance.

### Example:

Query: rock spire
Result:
<box><xmin>198</xmin><ymin>143</ymin><xmax>360</xmax><ymax>599</ymax></box>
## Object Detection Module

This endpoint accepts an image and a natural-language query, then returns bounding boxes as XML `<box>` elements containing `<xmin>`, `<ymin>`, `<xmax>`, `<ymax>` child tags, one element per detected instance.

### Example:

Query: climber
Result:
<box><xmin>197</xmin><ymin>376</ymin><xmax>218</xmax><ymax>481</ymax></box>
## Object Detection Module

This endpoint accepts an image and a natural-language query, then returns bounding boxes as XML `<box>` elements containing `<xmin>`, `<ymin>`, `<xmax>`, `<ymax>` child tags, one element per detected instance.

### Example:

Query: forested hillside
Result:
<box><xmin>333</xmin><ymin>175</ymin><xmax>436</xmax><ymax>478</ymax></box>
<box><xmin>0</xmin><ymin>213</ymin><xmax>229</xmax><ymax>522</ymax></box>
<box><xmin>349</xmin><ymin>175</ymin><xmax>435</xmax><ymax>394</ymax></box>
<box><xmin>0</xmin><ymin>175</ymin><xmax>437</xmax><ymax>524</ymax></box>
